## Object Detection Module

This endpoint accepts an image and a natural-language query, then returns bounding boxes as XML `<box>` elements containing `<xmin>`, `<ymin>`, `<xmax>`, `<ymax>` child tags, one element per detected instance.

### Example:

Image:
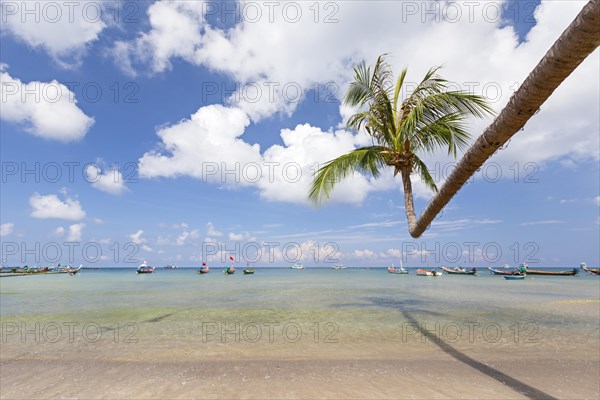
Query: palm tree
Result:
<box><xmin>407</xmin><ymin>0</ymin><xmax>599</xmax><ymax>238</ymax></box>
<box><xmin>310</xmin><ymin>0</ymin><xmax>599</xmax><ymax>239</ymax></box>
<box><xmin>308</xmin><ymin>55</ymin><xmax>494</xmax><ymax>232</ymax></box>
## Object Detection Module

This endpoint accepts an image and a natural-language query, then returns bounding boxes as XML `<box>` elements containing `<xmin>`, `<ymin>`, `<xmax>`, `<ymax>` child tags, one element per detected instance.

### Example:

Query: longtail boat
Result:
<box><xmin>519</xmin><ymin>263</ymin><xmax>579</xmax><ymax>276</ymax></box>
<box><xmin>440</xmin><ymin>266</ymin><xmax>477</xmax><ymax>275</ymax></box>
<box><xmin>580</xmin><ymin>263</ymin><xmax>600</xmax><ymax>275</ymax></box>
<box><xmin>488</xmin><ymin>265</ymin><xmax>519</xmax><ymax>275</ymax></box>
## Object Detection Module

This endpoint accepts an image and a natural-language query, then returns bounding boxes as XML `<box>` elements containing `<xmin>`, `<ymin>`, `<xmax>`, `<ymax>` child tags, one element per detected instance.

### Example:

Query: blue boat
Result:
<box><xmin>504</xmin><ymin>275</ymin><xmax>525</xmax><ymax>280</ymax></box>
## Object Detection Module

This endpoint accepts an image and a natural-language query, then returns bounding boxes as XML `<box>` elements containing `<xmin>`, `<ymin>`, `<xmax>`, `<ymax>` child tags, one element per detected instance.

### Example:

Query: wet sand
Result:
<box><xmin>1</xmin><ymin>356</ymin><xmax>598</xmax><ymax>399</ymax></box>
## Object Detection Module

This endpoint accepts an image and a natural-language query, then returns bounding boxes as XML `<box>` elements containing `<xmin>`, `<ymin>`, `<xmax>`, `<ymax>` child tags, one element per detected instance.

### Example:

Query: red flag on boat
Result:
<box><xmin>202</xmin><ymin>262</ymin><xmax>206</xmax><ymax>266</ymax></box>
<box><xmin>229</xmin><ymin>256</ymin><xmax>234</xmax><ymax>261</ymax></box>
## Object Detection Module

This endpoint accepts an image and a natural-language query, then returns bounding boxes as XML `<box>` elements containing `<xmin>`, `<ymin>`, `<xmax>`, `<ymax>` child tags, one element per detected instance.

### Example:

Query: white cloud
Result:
<box><xmin>594</xmin><ymin>196</ymin><xmax>600</xmax><ymax>206</ymax></box>
<box><xmin>111</xmin><ymin>0</ymin><xmax>205</xmax><ymax>76</ymax></box>
<box><xmin>29</xmin><ymin>193</ymin><xmax>86</xmax><ymax>220</ymax></box>
<box><xmin>176</xmin><ymin>229</ymin><xmax>200</xmax><ymax>246</ymax></box>
<box><xmin>85</xmin><ymin>165</ymin><xmax>127</xmax><ymax>195</ymax></box>
<box><xmin>54</xmin><ymin>226</ymin><xmax>65</xmax><ymax>236</ymax></box>
<box><xmin>206</xmin><ymin>222</ymin><xmax>222</xmax><ymax>237</ymax></box>
<box><xmin>138</xmin><ymin>105</ymin><xmax>259</xmax><ymax>182</ymax></box>
<box><xmin>66</xmin><ymin>223</ymin><xmax>85</xmax><ymax>241</ymax></box>
<box><xmin>0</xmin><ymin>66</ymin><xmax>95</xmax><ymax>141</ymax></box>
<box><xmin>141</xmin><ymin>244</ymin><xmax>155</xmax><ymax>253</ymax></box>
<box><xmin>228</xmin><ymin>231</ymin><xmax>255</xmax><ymax>241</ymax></box>
<box><xmin>520</xmin><ymin>220</ymin><xmax>564</xmax><ymax>226</ymax></box>
<box><xmin>1</xmin><ymin>0</ymin><xmax>107</xmax><ymax>67</ymax></box>
<box><xmin>353</xmin><ymin>249</ymin><xmax>377</xmax><ymax>259</ymax></box>
<box><xmin>138</xmin><ymin>106</ymin><xmax>424</xmax><ymax>205</ymax></box>
<box><xmin>559</xmin><ymin>199</ymin><xmax>576</xmax><ymax>204</ymax></box>
<box><xmin>128</xmin><ymin>229</ymin><xmax>146</xmax><ymax>244</ymax></box>
<box><xmin>0</xmin><ymin>223</ymin><xmax>14</xmax><ymax>237</ymax></box>
<box><xmin>94</xmin><ymin>218</ymin><xmax>104</xmax><ymax>224</ymax></box>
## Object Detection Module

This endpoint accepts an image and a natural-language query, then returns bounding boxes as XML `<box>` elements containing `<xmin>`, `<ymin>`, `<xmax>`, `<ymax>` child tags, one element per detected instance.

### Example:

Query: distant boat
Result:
<box><xmin>488</xmin><ymin>266</ymin><xmax>520</xmax><ymax>275</ymax></box>
<box><xmin>67</xmin><ymin>265</ymin><xmax>82</xmax><ymax>276</ymax></box>
<box><xmin>137</xmin><ymin>261</ymin><xmax>155</xmax><ymax>274</ymax></box>
<box><xmin>504</xmin><ymin>275</ymin><xmax>526</xmax><ymax>280</ymax></box>
<box><xmin>416</xmin><ymin>269</ymin><xmax>442</xmax><ymax>276</ymax></box>
<box><xmin>243</xmin><ymin>262</ymin><xmax>255</xmax><ymax>274</ymax></box>
<box><xmin>521</xmin><ymin>263</ymin><xmax>578</xmax><ymax>276</ymax></box>
<box><xmin>387</xmin><ymin>260</ymin><xmax>408</xmax><ymax>274</ymax></box>
<box><xmin>580</xmin><ymin>262</ymin><xmax>600</xmax><ymax>275</ymax></box>
<box><xmin>163</xmin><ymin>264</ymin><xmax>177</xmax><ymax>269</ymax></box>
<box><xmin>440</xmin><ymin>266</ymin><xmax>477</xmax><ymax>275</ymax></box>
<box><xmin>331</xmin><ymin>264</ymin><xmax>346</xmax><ymax>270</ymax></box>
<box><xmin>290</xmin><ymin>263</ymin><xmax>304</xmax><ymax>270</ymax></box>
<box><xmin>224</xmin><ymin>266</ymin><xmax>235</xmax><ymax>275</ymax></box>
<box><xmin>198</xmin><ymin>263</ymin><xmax>209</xmax><ymax>274</ymax></box>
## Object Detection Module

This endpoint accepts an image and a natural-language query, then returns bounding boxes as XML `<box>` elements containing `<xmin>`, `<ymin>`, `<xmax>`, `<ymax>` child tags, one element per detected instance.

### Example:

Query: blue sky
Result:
<box><xmin>1</xmin><ymin>0</ymin><xmax>598</xmax><ymax>267</ymax></box>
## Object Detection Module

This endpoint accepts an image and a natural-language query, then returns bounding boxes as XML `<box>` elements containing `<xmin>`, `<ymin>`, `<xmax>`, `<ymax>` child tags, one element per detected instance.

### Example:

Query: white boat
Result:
<box><xmin>387</xmin><ymin>259</ymin><xmax>408</xmax><ymax>274</ymax></box>
<box><xmin>163</xmin><ymin>264</ymin><xmax>177</xmax><ymax>269</ymax></box>
<box><xmin>137</xmin><ymin>261</ymin><xmax>156</xmax><ymax>274</ymax></box>
<box><xmin>290</xmin><ymin>263</ymin><xmax>304</xmax><ymax>270</ymax></box>
<box><xmin>331</xmin><ymin>264</ymin><xmax>346</xmax><ymax>269</ymax></box>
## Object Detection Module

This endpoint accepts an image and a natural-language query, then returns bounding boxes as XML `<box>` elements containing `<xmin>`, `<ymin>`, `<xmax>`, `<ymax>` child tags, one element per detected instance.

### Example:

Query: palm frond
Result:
<box><xmin>411</xmin><ymin>155</ymin><xmax>438</xmax><ymax>193</ymax></box>
<box><xmin>308</xmin><ymin>146</ymin><xmax>389</xmax><ymax>204</ymax></box>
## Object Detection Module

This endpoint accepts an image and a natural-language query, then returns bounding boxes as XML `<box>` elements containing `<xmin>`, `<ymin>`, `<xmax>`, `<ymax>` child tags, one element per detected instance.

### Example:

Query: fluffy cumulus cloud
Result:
<box><xmin>0</xmin><ymin>222</ymin><xmax>15</xmax><ymax>237</ymax></box>
<box><xmin>85</xmin><ymin>165</ymin><xmax>127</xmax><ymax>195</ymax></box>
<box><xmin>1</xmin><ymin>0</ymin><xmax>107</xmax><ymax>67</ymax></box>
<box><xmin>139</xmin><ymin>105</ymin><xmax>259</xmax><ymax>182</ymax></box>
<box><xmin>29</xmin><ymin>193</ymin><xmax>86</xmax><ymax>220</ymax></box>
<box><xmin>0</xmin><ymin>65</ymin><xmax>94</xmax><ymax>141</ymax></box>
<box><xmin>132</xmin><ymin>0</ymin><xmax>597</xmax><ymax>204</ymax></box>
<box><xmin>138</xmin><ymin>104</ymin><xmax>434</xmax><ymax>204</ymax></box>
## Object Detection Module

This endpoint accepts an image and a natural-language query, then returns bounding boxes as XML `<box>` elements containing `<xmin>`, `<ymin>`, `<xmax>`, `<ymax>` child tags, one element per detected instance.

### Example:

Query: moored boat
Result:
<box><xmin>224</xmin><ymin>266</ymin><xmax>236</xmax><ymax>275</ymax></box>
<box><xmin>580</xmin><ymin>262</ymin><xmax>600</xmax><ymax>275</ymax></box>
<box><xmin>521</xmin><ymin>263</ymin><xmax>578</xmax><ymax>276</ymax></box>
<box><xmin>243</xmin><ymin>262</ymin><xmax>255</xmax><ymax>274</ymax></box>
<box><xmin>67</xmin><ymin>265</ymin><xmax>82</xmax><ymax>275</ymax></box>
<box><xmin>504</xmin><ymin>275</ymin><xmax>526</xmax><ymax>280</ymax></box>
<box><xmin>197</xmin><ymin>262</ymin><xmax>209</xmax><ymax>274</ymax></box>
<box><xmin>163</xmin><ymin>264</ymin><xmax>177</xmax><ymax>269</ymax></box>
<box><xmin>137</xmin><ymin>261</ymin><xmax>155</xmax><ymax>274</ymax></box>
<box><xmin>416</xmin><ymin>268</ymin><xmax>442</xmax><ymax>276</ymax></box>
<box><xmin>331</xmin><ymin>264</ymin><xmax>346</xmax><ymax>270</ymax></box>
<box><xmin>440</xmin><ymin>266</ymin><xmax>477</xmax><ymax>275</ymax></box>
<box><xmin>488</xmin><ymin>265</ymin><xmax>520</xmax><ymax>275</ymax></box>
<box><xmin>290</xmin><ymin>263</ymin><xmax>304</xmax><ymax>270</ymax></box>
